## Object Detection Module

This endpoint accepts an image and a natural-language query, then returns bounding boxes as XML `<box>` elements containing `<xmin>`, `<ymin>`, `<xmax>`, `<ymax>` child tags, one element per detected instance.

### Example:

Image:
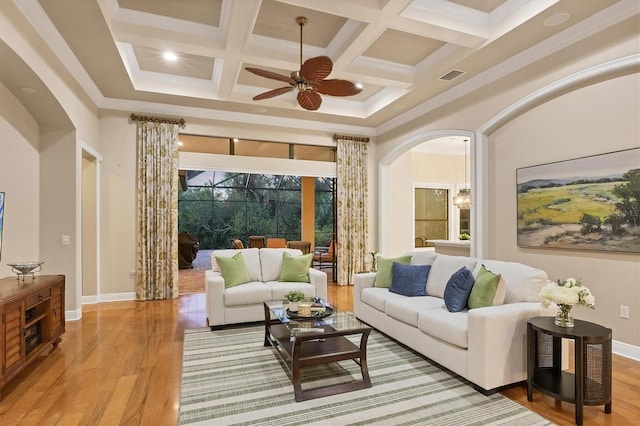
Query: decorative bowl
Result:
<box><xmin>7</xmin><ymin>261</ymin><xmax>44</xmax><ymax>277</ymax></box>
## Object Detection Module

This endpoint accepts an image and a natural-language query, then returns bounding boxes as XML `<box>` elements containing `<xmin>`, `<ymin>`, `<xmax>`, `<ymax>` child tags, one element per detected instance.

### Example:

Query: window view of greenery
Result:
<box><xmin>178</xmin><ymin>171</ymin><xmax>334</xmax><ymax>249</ymax></box>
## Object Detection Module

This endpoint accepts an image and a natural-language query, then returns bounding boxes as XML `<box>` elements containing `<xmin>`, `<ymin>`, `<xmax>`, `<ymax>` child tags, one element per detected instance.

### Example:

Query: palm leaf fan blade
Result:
<box><xmin>253</xmin><ymin>86</ymin><xmax>293</xmax><ymax>101</ymax></box>
<box><xmin>316</xmin><ymin>79</ymin><xmax>363</xmax><ymax>96</ymax></box>
<box><xmin>297</xmin><ymin>90</ymin><xmax>322</xmax><ymax>110</ymax></box>
<box><xmin>245</xmin><ymin>67</ymin><xmax>293</xmax><ymax>84</ymax></box>
<box><xmin>300</xmin><ymin>56</ymin><xmax>333</xmax><ymax>81</ymax></box>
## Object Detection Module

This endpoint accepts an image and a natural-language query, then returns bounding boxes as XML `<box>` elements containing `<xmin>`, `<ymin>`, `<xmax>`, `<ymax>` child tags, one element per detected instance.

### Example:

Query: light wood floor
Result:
<box><xmin>0</xmin><ymin>271</ymin><xmax>637</xmax><ymax>425</ymax></box>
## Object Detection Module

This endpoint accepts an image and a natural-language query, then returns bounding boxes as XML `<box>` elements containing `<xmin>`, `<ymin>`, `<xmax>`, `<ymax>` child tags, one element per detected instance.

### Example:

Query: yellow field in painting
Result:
<box><xmin>518</xmin><ymin>182</ymin><xmax>620</xmax><ymax>226</ymax></box>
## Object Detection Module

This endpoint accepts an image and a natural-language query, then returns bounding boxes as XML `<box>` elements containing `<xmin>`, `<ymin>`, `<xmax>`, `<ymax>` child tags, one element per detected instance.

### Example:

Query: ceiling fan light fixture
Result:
<box><xmin>245</xmin><ymin>17</ymin><xmax>362</xmax><ymax>111</ymax></box>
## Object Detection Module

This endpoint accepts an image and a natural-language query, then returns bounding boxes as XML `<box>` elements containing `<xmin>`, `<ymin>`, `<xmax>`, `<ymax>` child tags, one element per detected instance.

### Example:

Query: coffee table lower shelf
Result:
<box><xmin>264</xmin><ymin>321</ymin><xmax>372</xmax><ymax>402</ymax></box>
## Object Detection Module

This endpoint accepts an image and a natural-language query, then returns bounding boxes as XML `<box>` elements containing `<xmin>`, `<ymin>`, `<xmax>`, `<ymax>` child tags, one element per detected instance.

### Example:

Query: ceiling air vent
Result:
<box><xmin>438</xmin><ymin>69</ymin><xmax>465</xmax><ymax>82</ymax></box>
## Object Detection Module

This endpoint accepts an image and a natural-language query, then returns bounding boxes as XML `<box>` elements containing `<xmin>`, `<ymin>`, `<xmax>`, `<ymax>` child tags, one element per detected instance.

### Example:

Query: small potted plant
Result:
<box><xmin>284</xmin><ymin>290</ymin><xmax>306</xmax><ymax>312</ymax></box>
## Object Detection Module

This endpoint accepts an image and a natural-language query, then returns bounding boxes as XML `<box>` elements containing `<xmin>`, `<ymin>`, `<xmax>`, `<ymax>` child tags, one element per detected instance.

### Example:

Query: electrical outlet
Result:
<box><xmin>61</xmin><ymin>235</ymin><xmax>70</xmax><ymax>245</ymax></box>
<box><xmin>619</xmin><ymin>305</ymin><xmax>629</xmax><ymax>319</ymax></box>
<box><xmin>129</xmin><ymin>271</ymin><xmax>136</xmax><ymax>279</ymax></box>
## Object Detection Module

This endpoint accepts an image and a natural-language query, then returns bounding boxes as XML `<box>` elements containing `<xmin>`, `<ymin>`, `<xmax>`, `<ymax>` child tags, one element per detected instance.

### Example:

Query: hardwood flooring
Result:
<box><xmin>0</xmin><ymin>267</ymin><xmax>637</xmax><ymax>425</ymax></box>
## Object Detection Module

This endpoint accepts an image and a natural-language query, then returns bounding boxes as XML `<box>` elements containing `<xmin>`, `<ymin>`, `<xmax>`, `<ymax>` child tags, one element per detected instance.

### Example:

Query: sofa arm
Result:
<box><xmin>353</xmin><ymin>272</ymin><xmax>376</xmax><ymax>317</ymax></box>
<box><xmin>466</xmin><ymin>303</ymin><xmax>556</xmax><ymax>391</ymax></box>
<box><xmin>205</xmin><ymin>270</ymin><xmax>226</xmax><ymax>326</ymax></box>
<box><xmin>309</xmin><ymin>268</ymin><xmax>328</xmax><ymax>300</ymax></box>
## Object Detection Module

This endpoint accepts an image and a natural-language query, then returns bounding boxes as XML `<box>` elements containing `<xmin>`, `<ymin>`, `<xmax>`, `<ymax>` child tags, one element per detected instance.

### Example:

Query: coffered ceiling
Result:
<box><xmin>3</xmin><ymin>0</ymin><xmax>637</xmax><ymax>133</ymax></box>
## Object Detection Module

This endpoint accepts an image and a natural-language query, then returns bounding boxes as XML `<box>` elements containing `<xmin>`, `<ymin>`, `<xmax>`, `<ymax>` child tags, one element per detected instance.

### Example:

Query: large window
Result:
<box><xmin>414</xmin><ymin>188</ymin><xmax>449</xmax><ymax>247</ymax></box>
<box><xmin>178</xmin><ymin>171</ymin><xmax>334</xmax><ymax>249</ymax></box>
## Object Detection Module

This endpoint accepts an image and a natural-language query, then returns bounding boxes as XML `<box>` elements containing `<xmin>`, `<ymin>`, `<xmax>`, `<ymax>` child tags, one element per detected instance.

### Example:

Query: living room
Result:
<box><xmin>0</xmin><ymin>0</ymin><xmax>638</xmax><ymax>424</ymax></box>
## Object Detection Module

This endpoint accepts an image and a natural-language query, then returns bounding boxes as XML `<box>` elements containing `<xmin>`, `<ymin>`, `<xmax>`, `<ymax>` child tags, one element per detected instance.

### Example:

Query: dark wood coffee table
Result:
<box><xmin>263</xmin><ymin>298</ymin><xmax>372</xmax><ymax>402</ymax></box>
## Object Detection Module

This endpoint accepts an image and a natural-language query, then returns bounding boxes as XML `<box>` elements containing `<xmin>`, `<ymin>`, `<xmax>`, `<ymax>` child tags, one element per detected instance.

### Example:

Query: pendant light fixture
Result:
<box><xmin>453</xmin><ymin>139</ymin><xmax>471</xmax><ymax>209</ymax></box>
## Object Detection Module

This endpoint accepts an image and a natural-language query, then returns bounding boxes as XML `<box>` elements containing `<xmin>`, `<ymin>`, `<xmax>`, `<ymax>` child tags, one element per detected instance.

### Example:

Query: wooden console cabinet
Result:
<box><xmin>0</xmin><ymin>275</ymin><xmax>65</xmax><ymax>393</ymax></box>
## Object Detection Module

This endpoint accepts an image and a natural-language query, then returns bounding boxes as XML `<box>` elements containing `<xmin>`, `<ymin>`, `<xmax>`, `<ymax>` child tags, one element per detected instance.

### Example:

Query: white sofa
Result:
<box><xmin>354</xmin><ymin>251</ymin><xmax>555</xmax><ymax>393</ymax></box>
<box><xmin>205</xmin><ymin>248</ymin><xmax>328</xmax><ymax>327</ymax></box>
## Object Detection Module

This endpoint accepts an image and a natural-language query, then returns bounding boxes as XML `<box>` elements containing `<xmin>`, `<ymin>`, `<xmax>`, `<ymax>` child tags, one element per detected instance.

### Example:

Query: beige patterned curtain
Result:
<box><xmin>134</xmin><ymin>119</ymin><xmax>180</xmax><ymax>300</ymax></box>
<box><xmin>336</xmin><ymin>135</ymin><xmax>369</xmax><ymax>286</ymax></box>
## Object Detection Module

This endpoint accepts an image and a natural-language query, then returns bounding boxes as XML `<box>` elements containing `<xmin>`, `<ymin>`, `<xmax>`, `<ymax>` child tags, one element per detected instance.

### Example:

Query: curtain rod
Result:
<box><xmin>333</xmin><ymin>134</ymin><xmax>370</xmax><ymax>143</ymax></box>
<box><xmin>130</xmin><ymin>113</ymin><xmax>186</xmax><ymax>126</ymax></box>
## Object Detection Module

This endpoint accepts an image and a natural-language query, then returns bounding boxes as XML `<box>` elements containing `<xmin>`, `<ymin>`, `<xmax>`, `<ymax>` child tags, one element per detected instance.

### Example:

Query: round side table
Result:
<box><xmin>527</xmin><ymin>316</ymin><xmax>612</xmax><ymax>425</ymax></box>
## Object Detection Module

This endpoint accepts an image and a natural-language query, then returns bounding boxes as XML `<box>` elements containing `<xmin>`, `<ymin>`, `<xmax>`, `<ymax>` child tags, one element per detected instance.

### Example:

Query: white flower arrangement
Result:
<box><xmin>539</xmin><ymin>278</ymin><xmax>595</xmax><ymax>309</ymax></box>
<box><xmin>364</xmin><ymin>251</ymin><xmax>378</xmax><ymax>271</ymax></box>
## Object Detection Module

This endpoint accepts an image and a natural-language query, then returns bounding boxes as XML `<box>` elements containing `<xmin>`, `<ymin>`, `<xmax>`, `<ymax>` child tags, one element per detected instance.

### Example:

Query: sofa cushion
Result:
<box><xmin>224</xmin><ymin>282</ymin><xmax>272</xmax><ymax>306</ymax></box>
<box><xmin>265</xmin><ymin>281</ymin><xmax>316</xmax><ymax>301</ymax></box>
<box><xmin>389</xmin><ymin>263</ymin><xmax>430</xmax><ymax>297</ymax></box>
<box><xmin>426</xmin><ymin>255</ymin><xmax>477</xmax><ymax>298</ymax></box>
<box><xmin>215</xmin><ymin>252</ymin><xmax>251</xmax><ymax>288</ymax></box>
<box><xmin>385</xmin><ymin>296</ymin><xmax>444</xmax><ymax>327</ymax></box>
<box><xmin>418</xmin><ymin>308</ymin><xmax>469</xmax><ymax>349</ymax></box>
<box><xmin>468</xmin><ymin>265</ymin><xmax>501</xmax><ymax>308</ymax></box>
<box><xmin>444</xmin><ymin>266</ymin><xmax>475</xmax><ymax>312</ymax></box>
<box><xmin>259</xmin><ymin>248</ymin><xmax>303</xmax><ymax>282</ymax></box>
<box><xmin>361</xmin><ymin>287</ymin><xmax>402</xmax><ymax>312</ymax></box>
<box><xmin>374</xmin><ymin>255</ymin><xmax>412</xmax><ymax>288</ymax></box>
<box><xmin>476</xmin><ymin>260</ymin><xmax>548</xmax><ymax>304</ymax></box>
<box><xmin>280</xmin><ymin>252</ymin><xmax>313</xmax><ymax>282</ymax></box>
<box><xmin>211</xmin><ymin>248</ymin><xmax>262</xmax><ymax>282</ymax></box>
<box><xmin>409</xmin><ymin>251</ymin><xmax>439</xmax><ymax>266</ymax></box>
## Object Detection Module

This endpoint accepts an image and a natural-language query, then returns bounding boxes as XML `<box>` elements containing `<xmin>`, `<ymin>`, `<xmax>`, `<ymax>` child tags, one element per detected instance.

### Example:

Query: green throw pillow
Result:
<box><xmin>280</xmin><ymin>252</ymin><xmax>313</xmax><ymax>282</ymax></box>
<box><xmin>468</xmin><ymin>264</ymin><xmax>501</xmax><ymax>309</ymax></box>
<box><xmin>215</xmin><ymin>252</ymin><xmax>251</xmax><ymax>288</ymax></box>
<box><xmin>374</xmin><ymin>255</ymin><xmax>412</xmax><ymax>288</ymax></box>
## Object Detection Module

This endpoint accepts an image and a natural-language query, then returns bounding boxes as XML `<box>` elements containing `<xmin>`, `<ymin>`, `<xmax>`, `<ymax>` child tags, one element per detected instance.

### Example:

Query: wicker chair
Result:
<box><xmin>313</xmin><ymin>240</ymin><xmax>335</xmax><ymax>268</ymax></box>
<box><xmin>286</xmin><ymin>240</ymin><xmax>311</xmax><ymax>254</ymax></box>
<box><xmin>248</xmin><ymin>235</ymin><xmax>267</xmax><ymax>248</ymax></box>
<box><xmin>266</xmin><ymin>238</ymin><xmax>287</xmax><ymax>248</ymax></box>
<box><xmin>233</xmin><ymin>239</ymin><xmax>244</xmax><ymax>249</ymax></box>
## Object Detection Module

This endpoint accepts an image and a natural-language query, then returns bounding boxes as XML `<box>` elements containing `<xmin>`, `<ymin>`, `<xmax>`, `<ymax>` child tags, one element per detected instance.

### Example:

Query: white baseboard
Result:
<box><xmin>82</xmin><ymin>295</ymin><xmax>98</xmax><ymax>305</ymax></box>
<box><xmin>613</xmin><ymin>340</ymin><xmax>640</xmax><ymax>361</ymax></box>
<box><xmin>65</xmin><ymin>308</ymin><xmax>82</xmax><ymax>321</ymax></box>
<box><xmin>98</xmin><ymin>292</ymin><xmax>136</xmax><ymax>302</ymax></box>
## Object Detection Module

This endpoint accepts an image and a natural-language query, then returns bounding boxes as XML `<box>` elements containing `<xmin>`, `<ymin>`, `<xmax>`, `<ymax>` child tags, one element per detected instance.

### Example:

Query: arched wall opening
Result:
<box><xmin>378</xmin><ymin>130</ymin><xmax>475</xmax><ymax>256</ymax></box>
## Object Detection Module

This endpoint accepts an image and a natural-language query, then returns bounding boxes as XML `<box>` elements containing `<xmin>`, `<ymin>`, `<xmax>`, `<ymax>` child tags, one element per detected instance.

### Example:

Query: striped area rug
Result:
<box><xmin>179</xmin><ymin>322</ymin><xmax>553</xmax><ymax>425</ymax></box>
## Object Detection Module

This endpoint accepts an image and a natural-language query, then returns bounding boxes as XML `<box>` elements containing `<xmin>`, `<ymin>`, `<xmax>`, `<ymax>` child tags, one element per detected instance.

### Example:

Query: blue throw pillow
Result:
<box><xmin>389</xmin><ymin>262</ymin><xmax>430</xmax><ymax>297</ymax></box>
<box><xmin>443</xmin><ymin>266</ymin><xmax>475</xmax><ymax>312</ymax></box>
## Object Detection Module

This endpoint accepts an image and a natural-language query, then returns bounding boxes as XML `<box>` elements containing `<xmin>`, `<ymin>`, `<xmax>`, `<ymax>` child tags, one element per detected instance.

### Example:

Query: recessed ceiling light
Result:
<box><xmin>544</xmin><ymin>13</ymin><xmax>570</xmax><ymax>27</ymax></box>
<box><xmin>163</xmin><ymin>51</ymin><xmax>178</xmax><ymax>61</ymax></box>
<box><xmin>19</xmin><ymin>86</ymin><xmax>36</xmax><ymax>95</ymax></box>
<box><xmin>232</xmin><ymin>138</ymin><xmax>239</xmax><ymax>143</ymax></box>
<box><xmin>178</xmin><ymin>141</ymin><xmax>184</xmax><ymax>146</ymax></box>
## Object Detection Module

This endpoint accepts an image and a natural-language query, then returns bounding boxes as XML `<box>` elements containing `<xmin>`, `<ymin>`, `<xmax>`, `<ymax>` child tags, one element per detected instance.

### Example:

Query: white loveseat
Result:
<box><xmin>205</xmin><ymin>248</ymin><xmax>328</xmax><ymax>327</ymax></box>
<box><xmin>354</xmin><ymin>251</ymin><xmax>555</xmax><ymax>393</ymax></box>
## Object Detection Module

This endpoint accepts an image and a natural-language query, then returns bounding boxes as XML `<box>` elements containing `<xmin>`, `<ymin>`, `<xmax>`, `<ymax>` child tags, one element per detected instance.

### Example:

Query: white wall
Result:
<box><xmin>0</xmin><ymin>84</ymin><xmax>40</xmax><ymax>277</ymax></box>
<box><xmin>490</xmin><ymin>73</ymin><xmax>640</xmax><ymax>347</ymax></box>
<box><xmin>376</xmin><ymin>65</ymin><xmax>640</xmax><ymax>351</ymax></box>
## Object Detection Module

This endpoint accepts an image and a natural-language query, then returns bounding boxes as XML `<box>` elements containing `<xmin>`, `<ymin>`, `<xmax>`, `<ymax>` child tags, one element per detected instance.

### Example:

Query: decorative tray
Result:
<box><xmin>7</xmin><ymin>261</ymin><xmax>44</xmax><ymax>279</ymax></box>
<box><xmin>286</xmin><ymin>306</ymin><xmax>333</xmax><ymax>320</ymax></box>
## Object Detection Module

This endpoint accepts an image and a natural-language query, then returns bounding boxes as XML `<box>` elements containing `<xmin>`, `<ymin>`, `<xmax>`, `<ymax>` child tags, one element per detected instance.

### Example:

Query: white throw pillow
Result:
<box><xmin>476</xmin><ymin>259</ymin><xmax>548</xmax><ymax>304</ymax></box>
<box><xmin>259</xmin><ymin>248</ymin><xmax>303</xmax><ymax>282</ymax></box>
<box><xmin>408</xmin><ymin>251</ymin><xmax>439</xmax><ymax>266</ymax></box>
<box><xmin>426</xmin><ymin>255</ymin><xmax>477</xmax><ymax>298</ymax></box>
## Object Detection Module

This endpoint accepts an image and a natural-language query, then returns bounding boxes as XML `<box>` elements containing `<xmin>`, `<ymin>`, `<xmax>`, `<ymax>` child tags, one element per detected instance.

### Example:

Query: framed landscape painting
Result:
<box><xmin>517</xmin><ymin>148</ymin><xmax>640</xmax><ymax>253</ymax></box>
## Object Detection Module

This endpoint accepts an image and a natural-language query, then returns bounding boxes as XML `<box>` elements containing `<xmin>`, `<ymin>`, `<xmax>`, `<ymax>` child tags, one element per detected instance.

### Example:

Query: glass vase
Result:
<box><xmin>555</xmin><ymin>304</ymin><xmax>574</xmax><ymax>327</ymax></box>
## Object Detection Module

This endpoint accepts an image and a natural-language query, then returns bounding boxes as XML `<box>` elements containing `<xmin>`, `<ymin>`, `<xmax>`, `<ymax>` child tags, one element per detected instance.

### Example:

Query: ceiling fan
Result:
<box><xmin>245</xmin><ymin>16</ymin><xmax>362</xmax><ymax>111</ymax></box>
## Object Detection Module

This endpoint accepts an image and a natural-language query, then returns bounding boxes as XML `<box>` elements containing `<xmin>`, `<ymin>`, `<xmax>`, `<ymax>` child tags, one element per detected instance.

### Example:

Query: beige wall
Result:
<box><xmin>489</xmin><ymin>73</ymin><xmax>640</xmax><ymax>346</ymax></box>
<box><xmin>0</xmin><ymin>84</ymin><xmax>40</xmax><ymax>277</ymax></box>
<box><xmin>377</xmin><ymin>74</ymin><xmax>639</xmax><ymax>351</ymax></box>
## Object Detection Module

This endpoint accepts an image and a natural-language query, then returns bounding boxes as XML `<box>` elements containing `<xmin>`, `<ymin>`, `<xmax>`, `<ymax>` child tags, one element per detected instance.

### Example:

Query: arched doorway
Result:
<box><xmin>378</xmin><ymin>130</ymin><xmax>475</xmax><ymax>256</ymax></box>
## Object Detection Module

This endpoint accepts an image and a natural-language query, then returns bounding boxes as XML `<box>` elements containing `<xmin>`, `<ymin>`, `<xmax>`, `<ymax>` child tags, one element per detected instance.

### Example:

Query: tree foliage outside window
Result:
<box><xmin>178</xmin><ymin>171</ymin><xmax>334</xmax><ymax>249</ymax></box>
